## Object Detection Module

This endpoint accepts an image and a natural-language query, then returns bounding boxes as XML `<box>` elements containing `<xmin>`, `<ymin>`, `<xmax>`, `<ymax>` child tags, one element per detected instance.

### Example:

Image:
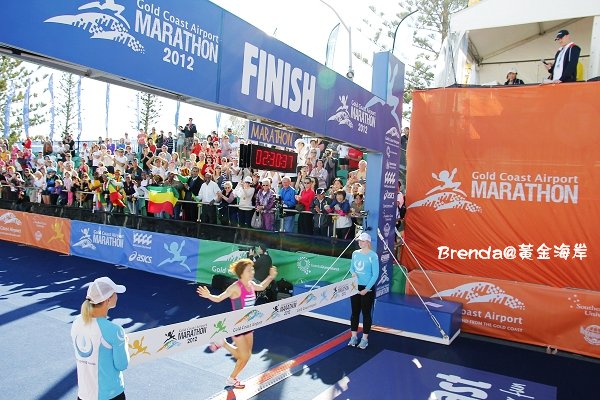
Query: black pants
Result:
<box><xmin>298</xmin><ymin>213</ymin><xmax>313</xmax><ymax>235</ymax></box>
<box><xmin>238</xmin><ymin>209</ymin><xmax>254</xmax><ymax>228</ymax></box>
<box><xmin>350</xmin><ymin>285</ymin><xmax>375</xmax><ymax>335</ymax></box>
<box><xmin>201</xmin><ymin>204</ymin><xmax>217</xmax><ymax>224</ymax></box>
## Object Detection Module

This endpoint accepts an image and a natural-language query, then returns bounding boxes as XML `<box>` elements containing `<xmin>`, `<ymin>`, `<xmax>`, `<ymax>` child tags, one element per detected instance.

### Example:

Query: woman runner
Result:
<box><xmin>196</xmin><ymin>259</ymin><xmax>277</xmax><ymax>389</ymax></box>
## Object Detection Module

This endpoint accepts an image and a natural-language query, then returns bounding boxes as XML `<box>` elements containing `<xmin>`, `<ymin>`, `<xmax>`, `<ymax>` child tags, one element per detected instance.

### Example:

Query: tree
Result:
<box><xmin>138</xmin><ymin>91</ymin><xmax>162</xmax><ymax>134</ymax></box>
<box><xmin>57</xmin><ymin>72</ymin><xmax>78</xmax><ymax>139</ymax></box>
<box><xmin>356</xmin><ymin>0</ymin><xmax>468</xmax><ymax>120</ymax></box>
<box><xmin>227</xmin><ymin>114</ymin><xmax>247</xmax><ymax>136</ymax></box>
<box><xmin>0</xmin><ymin>56</ymin><xmax>46</xmax><ymax>145</ymax></box>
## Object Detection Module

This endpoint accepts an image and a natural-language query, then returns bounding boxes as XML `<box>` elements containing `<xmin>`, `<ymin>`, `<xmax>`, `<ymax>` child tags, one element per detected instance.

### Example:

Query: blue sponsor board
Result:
<box><xmin>334</xmin><ymin>350</ymin><xmax>556</xmax><ymax>399</ymax></box>
<box><xmin>248</xmin><ymin>121</ymin><xmax>301</xmax><ymax>149</ymax></box>
<box><xmin>124</xmin><ymin>228</ymin><xmax>199</xmax><ymax>281</ymax></box>
<box><xmin>70</xmin><ymin>221</ymin><xmax>126</xmax><ymax>265</ymax></box>
<box><xmin>1</xmin><ymin>0</ymin><xmax>222</xmax><ymax>102</ymax></box>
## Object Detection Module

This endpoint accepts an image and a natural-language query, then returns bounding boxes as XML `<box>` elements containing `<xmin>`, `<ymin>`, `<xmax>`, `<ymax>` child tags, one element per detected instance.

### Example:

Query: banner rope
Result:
<box><xmin>396</xmin><ymin>227</ymin><xmax>442</xmax><ymax>298</ymax></box>
<box><xmin>379</xmin><ymin>229</ymin><xmax>449</xmax><ymax>340</ymax></box>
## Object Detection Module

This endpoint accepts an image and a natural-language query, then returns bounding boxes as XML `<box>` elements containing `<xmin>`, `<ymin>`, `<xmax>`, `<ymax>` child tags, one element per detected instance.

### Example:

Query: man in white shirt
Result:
<box><xmin>197</xmin><ymin>172</ymin><xmax>221</xmax><ymax>224</ymax></box>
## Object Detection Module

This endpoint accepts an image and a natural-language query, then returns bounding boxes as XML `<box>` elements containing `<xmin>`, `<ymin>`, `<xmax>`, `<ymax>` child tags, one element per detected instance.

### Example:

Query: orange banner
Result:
<box><xmin>407</xmin><ymin>270</ymin><xmax>600</xmax><ymax>358</ymax></box>
<box><xmin>0</xmin><ymin>210</ymin><xmax>26</xmax><ymax>244</ymax></box>
<box><xmin>0</xmin><ymin>210</ymin><xmax>70</xmax><ymax>254</ymax></box>
<box><xmin>403</xmin><ymin>83</ymin><xmax>600</xmax><ymax>291</ymax></box>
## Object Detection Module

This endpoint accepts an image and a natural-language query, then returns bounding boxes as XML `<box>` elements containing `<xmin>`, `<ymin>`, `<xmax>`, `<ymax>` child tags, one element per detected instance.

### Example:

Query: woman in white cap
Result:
<box><xmin>504</xmin><ymin>67</ymin><xmax>524</xmax><ymax>85</ymax></box>
<box><xmin>234</xmin><ymin>176</ymin><xmax>256</xmax><ymax>227</ymax></box>
<box><xmin>348</xmin><ymin>232</ymin><xmax>379</xmax><ymax>350</ymax></box>
<box><xmin>71</xmin><ymin>277</ymin><xmax>129</xmax><ymax>400</ymax></box>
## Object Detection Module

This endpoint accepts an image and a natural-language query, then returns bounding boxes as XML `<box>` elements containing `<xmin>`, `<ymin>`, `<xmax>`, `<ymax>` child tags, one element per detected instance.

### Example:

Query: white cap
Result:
<box><xmin>243</xmin><ymin>176</ymin><xmax>253</xmax><ymax>183</ymax></box>
<box><xmin>86</xmin><ymin>277</ymin><xmax>126</xmax><ymax>304</ymax></box>
<box><xmin>507</xmin><ymin>67</ymin><xmax>518</xmax><ymax>74</ymax></box>
<box><xmin>357</xmin><ymin>232</ymin><xmax>371</xmax><ymax>242</ymax></box>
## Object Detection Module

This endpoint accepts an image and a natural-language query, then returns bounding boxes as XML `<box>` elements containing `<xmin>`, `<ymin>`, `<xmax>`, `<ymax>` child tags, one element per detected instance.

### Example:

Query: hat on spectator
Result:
<box><xmin>507</xmin><ymin>67</ymin><xmax>518</xmax><ymax>74</ymax></box>
<box><xmin>243</xmin><ymin>176</ymin><xmax>253</xmax><ymax>183</ymax></box>
<box><xmin>555</xmin><ymin>29</ymin><xmax>569</xmax><ymax>40</ymax></box>
<box><xmin>86</xmin><ymin>277</ymin><xmax>126</xmax><ymax>304</ymax></box>
<box><xmin>261</xmin><ymin>178</ymin><xmax>271</xmax><ymax>184</ymax></box>
<box><xmin>316</xmin><ymin>188</ymin><xmax>326</xmax><ymax>195</ymax></box>
<box><xmin>357</xmin><ymin>232</ymin><xmax>371</xmax><ymax>242</ymax></box>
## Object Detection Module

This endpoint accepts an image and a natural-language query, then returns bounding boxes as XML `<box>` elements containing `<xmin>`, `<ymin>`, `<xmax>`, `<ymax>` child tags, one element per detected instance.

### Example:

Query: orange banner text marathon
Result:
<box><xmin>407</xmin><ymin>270</ymin><xmax>600</xmax><ymax>358</ymax></box>
<box><xmin>0</xmin><ymin>210</ymin><xmax>71</xmax><ymax>254</ymax></box>
<box><xmin>403</xmin><ymin>83</ymin><xmax>600</xmax><ymax>291</ymax></box>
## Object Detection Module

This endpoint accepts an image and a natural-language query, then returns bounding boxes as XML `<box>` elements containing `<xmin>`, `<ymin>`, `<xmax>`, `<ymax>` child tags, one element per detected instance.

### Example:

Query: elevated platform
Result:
<box><xmin>294</xmin><ymin>282</ymin><xmax>462</xmax><ymax>345</ymax></box>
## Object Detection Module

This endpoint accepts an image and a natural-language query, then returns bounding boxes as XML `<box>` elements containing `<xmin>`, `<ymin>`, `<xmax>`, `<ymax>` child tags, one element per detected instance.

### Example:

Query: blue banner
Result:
<box><xmin>77</xmin><ymin>76</ymin><xmax>82</xmax><ymax>141</ymax></box>
<box><xmin>124</xmin><ymin>229</ymin><xmax>199</xmax><ymax>281</ymax></box>
<box><xmin>23</xmin><ymin>79</ymin><xmax>31</xmax><ymax>137</ymax></box>
<box><xmin>70</xmin><ymin>221</ymin><xmax>126</xmax><ymax>265</ymax></box>
<box><xmin>248</xmin><ymin>121</ymin><xmax>300</xmax><ymax>149</ymax></box>
<box><xmin>48</xmin><ymin>74</ymin><xmax>55</xmax><ymax>141</ymax></box>
<box><xmin>105</xmin><ymin>82</ymin><xmax>110</xmax><ymax>138</ymax></box>
<box><xmin>3</xmin><ymin>80</ymin><xmax>15</xmax><ymax>138</ymax></box>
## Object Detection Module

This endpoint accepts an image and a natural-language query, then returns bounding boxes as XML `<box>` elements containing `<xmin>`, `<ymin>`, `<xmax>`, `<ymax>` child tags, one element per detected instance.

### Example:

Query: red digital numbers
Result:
<box><xmin>251</xmin><ymin>145</ymin><xmax>297</xmax><ymax>173</ymax></box>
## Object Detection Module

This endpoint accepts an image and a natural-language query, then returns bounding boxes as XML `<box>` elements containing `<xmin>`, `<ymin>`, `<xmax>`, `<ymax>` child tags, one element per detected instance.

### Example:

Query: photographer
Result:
<box><xmin>323</xmin><ymin>148</ymin><xmax>337</xmax><ymax>188</ymax></box>
<box><xmin>248</xmin><ymin>244</ymin><xmax>276</xmax><ymax>303</ymax></box>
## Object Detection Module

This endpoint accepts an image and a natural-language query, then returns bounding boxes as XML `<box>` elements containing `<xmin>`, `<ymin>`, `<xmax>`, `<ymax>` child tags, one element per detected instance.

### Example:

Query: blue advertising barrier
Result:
<box><xmin>70</xmin><ymin>220</ymin><xmax>126</xmax><ymax>265</ymax></box>
<box><xmin>124</xmin><ymin>228</ymin><xmax>199</xmax><ymax>281</ymax></box>
<box><xmin>70</xmin><ymin>221</ymin><xmax>199</xmax><ymax>281</ymax></box>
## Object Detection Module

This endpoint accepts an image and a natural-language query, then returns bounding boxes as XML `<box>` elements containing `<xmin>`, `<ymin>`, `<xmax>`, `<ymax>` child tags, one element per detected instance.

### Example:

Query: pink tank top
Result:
<box><xmin>231</xmin><ymin>280</ymin><xmax>255</xmax><ymax>310</ymax></box>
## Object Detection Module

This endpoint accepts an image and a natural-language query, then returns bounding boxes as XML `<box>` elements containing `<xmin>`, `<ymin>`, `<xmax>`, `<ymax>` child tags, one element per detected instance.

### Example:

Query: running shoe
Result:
<box><xmin>225</xmin><ymin>377</ymin><xmax>245</xmax><ymax>389</ymax></box>
<box><xmin>357</xmin><ymin>338</ymin><xmax>368</xmax><ymax>349</ymax></box>
<box><xmin>347</xmin><ymin>336</ymin><xmax>359</xmax><ymax>347</ymax></box>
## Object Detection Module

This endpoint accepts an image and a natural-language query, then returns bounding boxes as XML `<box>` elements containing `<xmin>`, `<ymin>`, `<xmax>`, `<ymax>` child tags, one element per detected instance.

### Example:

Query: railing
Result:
<box><xmin>0</xmin><ymin>184</ymin><xmax>357</xmax><ymax>257</ymax></box>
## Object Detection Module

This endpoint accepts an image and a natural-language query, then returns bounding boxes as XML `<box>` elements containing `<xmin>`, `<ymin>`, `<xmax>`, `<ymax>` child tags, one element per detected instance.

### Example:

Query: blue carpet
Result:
<box><xmin>0</xmin><ymin>240</ymin><xmax>598</xmax><ymax>400</ymax></box>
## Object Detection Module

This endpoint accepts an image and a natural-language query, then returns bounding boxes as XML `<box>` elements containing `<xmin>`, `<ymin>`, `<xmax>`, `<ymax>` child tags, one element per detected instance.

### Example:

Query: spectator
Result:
<box><xmin>123</xmin><ymin>174</ymin><xmax>137</xmax><ymax>214</ymax></box>
<box><xmin>337</xmin><ymin>144</ymin><xmax>349</xmax><ymax>171</ymax></box>
<box><xmin>279</xmin><ymin>176</ymin><xmax>297</xmax><ymax>232</ymax></box>
<box><xmin>326</xmin><ymin>189</ymin><xmax>352</xmax><ymax>239</ymax></box>
<box><xmin>234</xmin><ymin>176</ymin><xmax>255</xmax><ymax>228</ymax></box>
<box><xmin>505</xmin><ymin>67</ymin><xmax>524</xmax><ymax>85</ymax></box>
<box><xmin>216</xmin><ymin>180</ymin><xmax>237</xmax><ymax>225</ymax></box>
<box><xmin>181</xmin><ymin>117</ymin><xmax>197</xmax><ymax>156</ymax></box>
<box><xmin>256</xmin><ymin>178</ymin><xmax>276</xmax><ymax>231</ymax></box>
<box><xmin>310</xmin><ymin>159</ymin><xmax>327</xmax><ymax>189</ymax></box>
<box><xmin>137</xmin><ymin>128</ymin><xmax>147</xmax><ymax>156</ymax></box>
<box><xmin>311</xmin><ymin>188</ymin><xmax>331</xmax><ymax>237</ymax></box>
<box><xmin>295</xmin><ymin>176</ymin><xmax>315</xmax><ymax>235</ymax></box>
<box><xmin>544</xmin><ymin>30</ymin><xmax>581</xmax><ymax>83</ymax></box>
<box><xmin>220</xmin><ymin>135</ymin><xmax>232</xmax><ymax>160</ymax></box>
<box><xmin>322</xmin><ymin>148</ymin><xmax>337</xmax><ymax>188</ymax></box>
<box><xmin>197</xmin><ymin>171</ymin><xmax>221</xmax><ymax>224</ymax></box>
<box><xmin>164</xmin><ymin>131</ymin><xmax>174</xmax><ymax>153</ymax></box>
<box><xmin>354</xmin><ymin>160</ymin><xmax>367</xmax><ymax>183</ymax></box>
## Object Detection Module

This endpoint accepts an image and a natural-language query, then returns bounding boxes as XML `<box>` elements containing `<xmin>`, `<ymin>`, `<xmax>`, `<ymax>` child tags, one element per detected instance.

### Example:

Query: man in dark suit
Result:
<box><xmin>183</xmin><ymin>166</ymin><xmax>203</xmax><ymax>221</ymax></box>
<box><xmin>544</xmin><ymin>29</ymin><xmax>581</xmax><ymax>83</ymax></box>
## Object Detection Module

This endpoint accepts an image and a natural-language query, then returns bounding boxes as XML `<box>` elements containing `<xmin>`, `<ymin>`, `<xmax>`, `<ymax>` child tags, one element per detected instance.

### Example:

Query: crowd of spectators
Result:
<box><xmin>0</xmin><ymin>121</ymin><xmax>375</xmax><ymax>238</ymax></box>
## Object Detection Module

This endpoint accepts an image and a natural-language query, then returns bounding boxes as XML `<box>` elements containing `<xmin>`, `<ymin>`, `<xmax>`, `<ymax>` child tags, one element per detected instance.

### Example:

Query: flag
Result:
<box><xmin>3</xmin><ymin>80</ymin><xmax>15</xmax><ymax>138</ymax></box>
<box><xmin>325</xmin><ymin>23</ymin><xmax>340</xmax><ymax>67</ymax></box>
<box><xmin>105</xmin><ymin>83</ymin><xmax>110</xmax><ymax>138</ymax></box>
<box><xmin>48</xmin><ymin>74</ymin><xmax>55</xmax><ymax>141</ymax></box>
<box><xmin>23</xmin><ymin>79</ymin><xmax>31</xmax><ymax>137</ymax></box>
<box><xmin>175</xmin><ymin>100</ymin><xmax>180</xmax><ymax>131</ymax></box>
<box><xmin>77</xmin><ymin>76</ymin><xmax>82</xmax><ymax>141</ymax></box>
<box><xmin>147</xmin><ymin>186</ymin><xmax>179</xmax><ymax>216</ymax></box>
<box><xmin>107</xmin><ymin>178</ymin><xmax>126</xmax><ymax>208</ymax></box>
<box><xmin>215</xmin><ymin>112</ymin><xmax>222</xmax><ymax>131</ymax></box>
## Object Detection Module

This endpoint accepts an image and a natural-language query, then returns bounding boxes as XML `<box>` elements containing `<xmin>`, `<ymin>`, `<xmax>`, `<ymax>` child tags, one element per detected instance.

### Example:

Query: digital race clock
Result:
<box><xmin>240</xmin><ymin>144</ymin><xmax>298</xmax><ymax>173</ymax></box>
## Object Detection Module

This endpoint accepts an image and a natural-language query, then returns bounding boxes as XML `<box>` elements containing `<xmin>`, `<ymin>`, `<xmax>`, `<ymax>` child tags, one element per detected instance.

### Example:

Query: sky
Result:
<box><xmin>22</xmin><ymin>0</ymin><xmax>417</xmax><ymax>142</ymax></box>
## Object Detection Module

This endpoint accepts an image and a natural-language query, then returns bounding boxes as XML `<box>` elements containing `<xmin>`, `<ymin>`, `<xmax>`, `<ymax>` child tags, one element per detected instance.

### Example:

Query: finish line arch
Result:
<box><xmin>0</xmin><ymin>0</ymin><xmax>403</xmax><ymax>297</ymax></box>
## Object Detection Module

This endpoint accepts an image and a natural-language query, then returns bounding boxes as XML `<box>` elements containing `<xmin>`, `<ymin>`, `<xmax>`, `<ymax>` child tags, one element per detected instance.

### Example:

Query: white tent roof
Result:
<box><xmin>446</xmin><ymin>0</ymin><xmax>600</xmax><ymax>84</ymax></box>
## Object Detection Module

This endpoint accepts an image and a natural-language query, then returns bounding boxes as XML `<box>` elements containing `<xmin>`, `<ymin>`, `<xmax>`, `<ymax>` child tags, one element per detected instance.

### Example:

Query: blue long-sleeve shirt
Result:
<box><xmin>279</xmin><ymin>186</ymin><xmax>297</xmax><ymax>208</ymax></box>
<box><xmin>350</xmin><ymin>249</ymin><xmax>379</xmax><ymax>291</ymax></box>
